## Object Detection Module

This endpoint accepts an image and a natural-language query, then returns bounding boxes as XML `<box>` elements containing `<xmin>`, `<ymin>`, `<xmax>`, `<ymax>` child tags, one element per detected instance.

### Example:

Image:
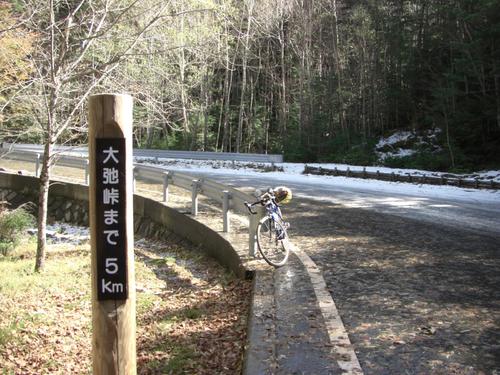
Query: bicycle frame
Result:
<box><xmin>245</xmin><ymin>191</ymin><xmax>291</xmax><ymax>266</ymax></box>
<box><xmin>257</xmin><ymin>196</ymin><xmax>288</xmax><ymax>238</ymax></box>
<box><xmin>265</xmin><ymin>200</ymin><xmax>284</xmax><ymax>224</ymax></box>
<box><xmin>270</xmin><ymin>206</ymin><xmax>287</xmax><ymax>241</ymax></box>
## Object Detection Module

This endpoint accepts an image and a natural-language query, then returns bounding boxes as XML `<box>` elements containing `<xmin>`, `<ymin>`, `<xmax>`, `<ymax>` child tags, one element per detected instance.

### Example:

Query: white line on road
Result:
<box><xmin>292</xmin><ymin>244</ymin><xmax>363</xmax><ymax>374</ymax></box>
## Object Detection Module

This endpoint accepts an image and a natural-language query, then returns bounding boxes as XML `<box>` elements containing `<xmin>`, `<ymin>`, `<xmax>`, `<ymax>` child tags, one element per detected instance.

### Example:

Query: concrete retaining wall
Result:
<box><xmin>0</xmin><ymin>171</ymin><xmax>247</xmax><ymax>278</ymax></box>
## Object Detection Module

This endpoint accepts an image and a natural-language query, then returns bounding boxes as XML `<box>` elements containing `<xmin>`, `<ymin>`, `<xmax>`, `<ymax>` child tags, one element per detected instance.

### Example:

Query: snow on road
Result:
<box><xmin>136</xmin><ymin>157</ymin><xmax>500</xmax><ymax>205</ymax></box>
<box><xmin>135</xmin><ymin>157</ymin><xmax>500</xmax><ymax>236</ymax></box>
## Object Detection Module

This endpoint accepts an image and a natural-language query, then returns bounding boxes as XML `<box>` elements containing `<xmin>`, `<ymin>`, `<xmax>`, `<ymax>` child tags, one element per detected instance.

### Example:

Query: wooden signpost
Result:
<box><xmin>88</xmin><ymin>94</ymin><xmax>136</xmax><ymax>374</ymax></box>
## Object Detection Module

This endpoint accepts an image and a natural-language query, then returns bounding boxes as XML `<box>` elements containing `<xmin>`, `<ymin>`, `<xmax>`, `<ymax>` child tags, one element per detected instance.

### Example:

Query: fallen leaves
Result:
<box><xmin>0</xmin><ymin>238</ymin><xmax>252</xmax><ymax>374</ymax></box>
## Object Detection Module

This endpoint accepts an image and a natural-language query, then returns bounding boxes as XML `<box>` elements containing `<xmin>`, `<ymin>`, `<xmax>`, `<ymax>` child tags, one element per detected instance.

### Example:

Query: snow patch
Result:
<box><xmin>378</xmin><ymin>148</ymin><xmax>417</xmax><ymax>160</ymax></box>
<box><xmin>375</xmin><ymin>129</ymin><xmax>442</xmax><ymax>160</ymax></box>
<box><xmin>376</xmin><ymin>131</ymin><xmax>414</xmax><ymax>149</ymax></box>
<box><xmin>136</xmin><ymin>155</ymin><xmax>500</xmax><ymax>184</ymax></box>
<box><xmin>28</xmin><ymin>223</ymin><xmax>89</xmax><ymax>245</ymax></box>
<box><xmin>135</xmin><ymin>157</ymin><xmax>281</xmax><ymax>173</ymax></box>
<box><xmin>131</xmin><ymin>155</ymin><xmax>500</xmax><ymax>204</ymax></box>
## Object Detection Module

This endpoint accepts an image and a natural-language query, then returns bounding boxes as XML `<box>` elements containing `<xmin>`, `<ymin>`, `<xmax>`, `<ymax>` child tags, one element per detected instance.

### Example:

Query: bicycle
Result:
<box><xmin>245</xmin><ymin>188</ymin><xmax>291</xmax><ymax>267</ymax></box>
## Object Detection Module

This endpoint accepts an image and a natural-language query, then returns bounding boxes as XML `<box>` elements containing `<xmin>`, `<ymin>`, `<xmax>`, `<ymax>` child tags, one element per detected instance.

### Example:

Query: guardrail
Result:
<box><xmin>1</xmin><ymin>142</ymin><xmax>283</xmax><ymax>165</ymax></box>
<box><xmin>0</xmin><ymin>147</ymin><xmax>264</xmax><ymax>256</ymax></box>
<box><xmin>304</xmin><ymin>165</ymin><xmax>500</xmax><ymax>190</ymax></box>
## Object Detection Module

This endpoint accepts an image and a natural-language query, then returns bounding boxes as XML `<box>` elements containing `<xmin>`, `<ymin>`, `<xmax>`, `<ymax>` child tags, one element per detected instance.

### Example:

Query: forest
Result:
<box><xmin>1</xmin><ymin>0</ymin><xmax>500</xmax><ymax>172</ymax></box>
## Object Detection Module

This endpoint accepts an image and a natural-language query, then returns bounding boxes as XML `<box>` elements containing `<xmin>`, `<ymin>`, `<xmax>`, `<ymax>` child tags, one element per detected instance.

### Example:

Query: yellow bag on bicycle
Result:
<box><xmin>274</xmin><ymin>186</ymin><xmax>292</xmax><ymax>204</ymax></box>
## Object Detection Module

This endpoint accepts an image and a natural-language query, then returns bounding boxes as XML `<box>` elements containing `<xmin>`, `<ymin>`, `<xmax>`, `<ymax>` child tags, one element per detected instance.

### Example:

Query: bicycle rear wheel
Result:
<box><xmin>256</xmin><ymin>216</ymin><xmax>289</xmax><ymax>267</ymax></box>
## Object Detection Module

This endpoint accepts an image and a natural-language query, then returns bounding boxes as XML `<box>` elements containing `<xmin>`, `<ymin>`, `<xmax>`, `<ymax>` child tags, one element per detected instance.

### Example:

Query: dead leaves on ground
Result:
<box><xmin>0</xmin><ymin>239</ymin><xmax>251</xmax><ymax>374</ymax></box>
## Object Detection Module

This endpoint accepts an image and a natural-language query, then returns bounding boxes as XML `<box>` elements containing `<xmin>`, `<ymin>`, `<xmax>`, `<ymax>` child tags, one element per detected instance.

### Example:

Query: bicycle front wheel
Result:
<box><xmin>256</xmin><ymin>216</ymin><xmax>289</xmax><ymax>267</ymax></box>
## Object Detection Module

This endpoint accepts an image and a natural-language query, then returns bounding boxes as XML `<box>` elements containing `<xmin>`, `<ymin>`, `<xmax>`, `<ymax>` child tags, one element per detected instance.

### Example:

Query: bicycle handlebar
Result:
<box><xmin>245</xmin><ymin>193</ymin><xmax>280</xmax><ymax>215</ymax></box>
<box><xmin>244</xmin><ymin>202</ymin><xmax>258</xmax><ymax>215</ymax></box>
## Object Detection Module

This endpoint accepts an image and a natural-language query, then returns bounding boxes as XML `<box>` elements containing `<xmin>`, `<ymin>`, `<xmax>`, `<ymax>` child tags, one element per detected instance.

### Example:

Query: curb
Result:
<box><xmin>243</xmin><ymin>248</ymin><xmax>363</xmax><ymax>375</ymax></box>
<box><xmin>243</xmin><ymin>269</ymin><xmax>276</xmax><ymax>375</ymax></box>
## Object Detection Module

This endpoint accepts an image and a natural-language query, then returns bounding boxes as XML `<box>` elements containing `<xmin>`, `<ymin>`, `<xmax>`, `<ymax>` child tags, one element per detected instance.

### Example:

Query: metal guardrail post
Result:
<box><xmin>222</xmin><ymin>190</ymin><xmax>230</xmax><ymax>232</ymax></box>
<box><xmin>248</xmin><ymin>211</ymin><xmax>260</xmax><ymax>257</ymax></box>
<box><xmin>84</xmin><ymin>159</ymin><xmax>90</xmax><ymax>185</ymax></box>
<box><xmin>35</xmin><ymin>154</ymin><xmax>41</xmax><ymax>177</ymax></box>
<box><xmin>163</xmin><ymin>172</ymin><xmax>170</xmax><ymax>203</ymax></box>
<box><xmin>191</xmin><ymin>179</ymin><xmax>199</xmax><ymax>215</ymax></box>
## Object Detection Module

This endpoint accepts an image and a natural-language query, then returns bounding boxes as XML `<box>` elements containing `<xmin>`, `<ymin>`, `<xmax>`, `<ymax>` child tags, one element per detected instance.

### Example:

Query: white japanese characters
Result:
<box><xmin>103</xmin><ymin>188</ymin><xmax>119</xmax><ymax>204</ymax></box>
<box><xmin>104</xmin><ymin>209</ymin><xmax>119</xmax><ymax>225</ymax></box>
<box><xmin>103</xmin><ymin>146</ymin><xmax>119</xmax><ymax>163</ymax></box>
<box><xmin>102</xmin><ymin>146</ymin><xmax>120</xmax><ymax>246</ymax></box>
<box><xmin>96</xmin><ymin>141</ymin><xmax>127</xmax><ymax>300</ymax></box>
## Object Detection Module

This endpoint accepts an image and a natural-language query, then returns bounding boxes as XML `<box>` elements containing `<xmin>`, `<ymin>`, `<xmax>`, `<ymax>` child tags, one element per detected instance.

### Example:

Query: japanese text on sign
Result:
<box><xmin>95</xmin><ymin>139</ymin><xmax>128</xmax><ymax>300</ymax></box>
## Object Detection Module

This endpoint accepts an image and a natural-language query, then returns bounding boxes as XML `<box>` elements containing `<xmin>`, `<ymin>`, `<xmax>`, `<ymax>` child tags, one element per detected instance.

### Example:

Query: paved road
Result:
<box><xmin>171</xmin><ymin>169</ymin><xmax>500</xmax><ymax>237</ymax></box>
<box><xmin>170</xmin><ymin>168</ymin><xmax>500</xmax><ymax>374</ymax></box>
<box><xmin>284</xmin><ymin>197</ymin><xmax>500</xmax><ymax>374</ymax></box>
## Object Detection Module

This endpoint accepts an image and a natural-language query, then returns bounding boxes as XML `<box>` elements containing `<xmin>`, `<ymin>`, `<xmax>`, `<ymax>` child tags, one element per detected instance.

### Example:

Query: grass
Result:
<box><xmin>164</xmin><ymin>346</ymin><xmax>198</xmax><ymax>372</ymax></box>
<box><xmin>157</xmin><ymin>315</ymin><xmax>179</xmax><ymax>331</ymax></box>
<box><xmin>147</xmin><ymin>346</ymin><xmax>198</xmax><ymax>373</ymax></box>
<box><xmin>136</xmin><ymin>293</ymin><xmax>158</xmax><ymax>315</ymax></box>
<box><xmin>0</xmin><ymin>240</ymin><xmax>90</xmax><ymax>296</ymax></box>
<box><xmin>184</xmin><ymin>307</ymin><xmax>204</xmax><ymax>320</ymax></box>
<box><xmin>0</xmin><ymin>240</ymin><xmax>92</xmax><ymax>373</ymax></box>
<box><xmin>0</xmin><ymin>237</ymin><xmax>251</xmax><ymax>374</ymax></box>
<box><xmin>0</xmin><ymin>206</ymin><xmax>35</xmax><ymax>256</ymax></box>
<box><xmin>0</xmin><ymin>322</ymin><xmax>18</xmax><ymax>347</ymax></box>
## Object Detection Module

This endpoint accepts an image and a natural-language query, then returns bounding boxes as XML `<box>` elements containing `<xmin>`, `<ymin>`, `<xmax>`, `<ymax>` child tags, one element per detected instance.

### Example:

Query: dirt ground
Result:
<box><xmin>286</xmin><ymin>198</ymin><xmax>500</xmax><ymax>374</ymax></box>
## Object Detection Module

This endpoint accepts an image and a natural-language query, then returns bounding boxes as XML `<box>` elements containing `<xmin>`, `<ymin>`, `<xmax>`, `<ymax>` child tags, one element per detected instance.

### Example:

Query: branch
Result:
<box><xmin>61</xmin><ymin>1</ymin><xmax>174</xmax><ymax>85</ymax></box>
<box><xmin>54</xmin><ymin>62</ymin><xmax>119</xmax><ymax>140</ymax></box>
<box><xmin>0</xmin><ymin>6</ymin><xmax>37</xmax><ymax>36</ymax></box>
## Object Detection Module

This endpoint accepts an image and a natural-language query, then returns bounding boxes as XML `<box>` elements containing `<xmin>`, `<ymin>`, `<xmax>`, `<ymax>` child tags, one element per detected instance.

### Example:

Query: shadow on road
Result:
<box><xmin>286</xmin><ymin>198</ymin><xmax>500</xmax><ymax>374</ymax></box>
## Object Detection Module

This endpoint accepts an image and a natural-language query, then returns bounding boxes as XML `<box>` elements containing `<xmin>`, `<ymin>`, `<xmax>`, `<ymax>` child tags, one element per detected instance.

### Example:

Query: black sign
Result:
<box><xmin>95</xmin><ymin>138</ymin><xmax>128</xmax><ymax>300</ymax></box>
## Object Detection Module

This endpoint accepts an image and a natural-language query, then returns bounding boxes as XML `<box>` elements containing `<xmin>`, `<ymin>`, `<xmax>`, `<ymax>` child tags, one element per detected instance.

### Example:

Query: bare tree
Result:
<box><xmin>8</xmin><ymin>0</ymin><xmax>172</xmax><ymax>271</ymax></box>
<box><xmin>236</xmin><ymin>0</ymin><xmax>255</xmax><ymax>153</ymax></box>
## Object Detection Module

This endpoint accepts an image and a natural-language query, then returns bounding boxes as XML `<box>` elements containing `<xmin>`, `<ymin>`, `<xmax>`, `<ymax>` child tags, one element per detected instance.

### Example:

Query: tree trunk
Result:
<box><xmin>247</xmin><ymin>73</ymin><xmax>255</xmax><ymax>152</ymax></box>
<box><xmin>34</xmin><ymin>141</ymin><xmax>52</xmax><ymax>272</ymax></box>
<box><xmin>216</xmin><ymin>81</ymin><xmax>224</xmax><ymax>152</ymax></box>
<box><xmin>35</xmin><ymin>1</ymin><xmax>56</xmax><ymax>273</ymax></box>
<box><xmin>203</xmin><ymin>70</ymin><xmax>210</xmax><ymax>151</ymax></box>
<box><xmin>236</xmin><ymin>0</ymin><xmax>254</xmax><ymax>153</ymax></box>
<box><xmin>221</xmin><ymin>23</ymin><xmax>236</xmax><ymax>152</ymax></box>
<box><xmin>146</xmin><ymin>106</ymin><xmax>154</xmax><ymax>148</ymax></box>
<box><xmin>329</xmin><ymin>0</ymin><xmax>348</xmax><ymax>146</ymax></box>
<box><xmin>442</xmin><ymin>98</ymin><xmax>455</xmax><ymax>168</ymax></box>
<box><xmin>305</xmin><ymin>0</ymin><xmax>313</xmax><ymax>150</ymax></box>
<box><xmin>360</xmin><ymin>36</ymin><xmax>367</xmax><ymax>142</ymax></box>
<box><xmin>298</xmin><ymin>49</ymin><xmax>305</xmax><ymax>142</ymax></box>
<box><xmin>495</xmin><ymin>74</ymin><xmax>500</xmax><ymax>129</ymax></box>
<box><xmin>179</xmin><ymin>11</ymin><xmax>189</xmax><ymax>146</ymax></box>
<box><xmin>279</xmin><ymin>17</ymin><xmax>288</xmax><ymax>136</ymax></box>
